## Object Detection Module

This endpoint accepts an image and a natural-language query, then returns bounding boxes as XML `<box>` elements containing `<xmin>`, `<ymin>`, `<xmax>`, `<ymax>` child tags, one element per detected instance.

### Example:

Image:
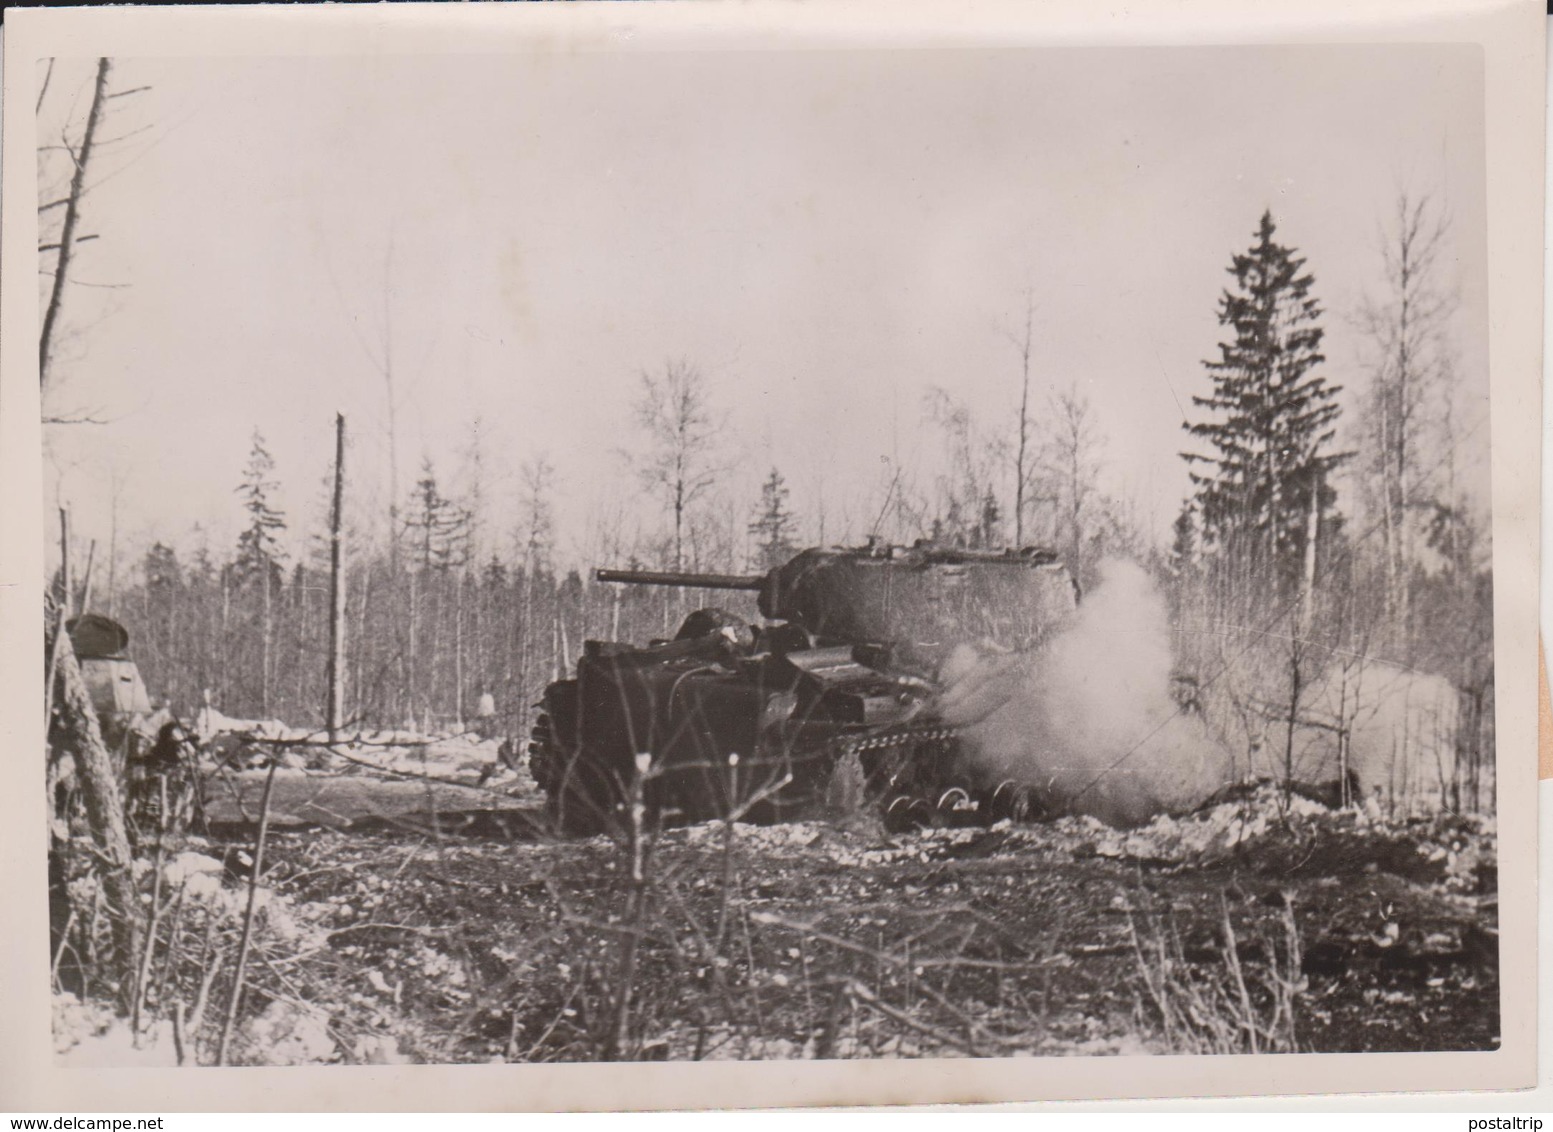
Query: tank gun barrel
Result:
<box><xmin>595</xmin><ymin>568</ymin><xmax>766</xmax><ymax>591</ymax></box>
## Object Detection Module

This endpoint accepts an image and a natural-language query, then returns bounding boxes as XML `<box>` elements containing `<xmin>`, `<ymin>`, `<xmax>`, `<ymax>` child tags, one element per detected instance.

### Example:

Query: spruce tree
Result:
<box><xmin>233</xmin><ymin>429</ymin><xmax>287</xmax><ymax>714</ymax></box>
<box><xmin>405</xmin><ymin>459</ymin><xmax>471</xmax><ymax>572</ymax></box>
<box><xmin>748</xmin><ymin>467</ymin><xmax>797</xmax><ymax>569</ymax></box>
<box><xmin>233</xmin><ymin>430</ymin><xmax>287</xmax><ymax>590</ymax></box>
<box><xmin>1183</xmin><ymin>211</ymin><xmax>1347</xmax><ymax>596</ymax></box>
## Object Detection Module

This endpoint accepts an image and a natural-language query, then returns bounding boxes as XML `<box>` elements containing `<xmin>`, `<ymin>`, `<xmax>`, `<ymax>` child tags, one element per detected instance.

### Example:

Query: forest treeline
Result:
<box><xmin>87</xmin><ymin>202</ymin><xmax>1493</xmax><ymax>803</ymax></box>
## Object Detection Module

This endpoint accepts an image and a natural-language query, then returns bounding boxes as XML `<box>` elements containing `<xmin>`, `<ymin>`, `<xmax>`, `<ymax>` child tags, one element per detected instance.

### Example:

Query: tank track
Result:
<box><xmin>834</xmin><ymin>722</ymin><xmax>1034</xmax><ymax>832</ymax></box>
<box><xmin>529</xmin><ymin>712</ymin><xmax>1034</xmax><ymax>835</ymax></box>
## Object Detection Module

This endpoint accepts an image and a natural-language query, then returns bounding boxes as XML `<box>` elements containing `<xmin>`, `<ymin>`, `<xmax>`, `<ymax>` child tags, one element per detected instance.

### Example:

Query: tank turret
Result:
<box><xmin>597</xmin><ymin>541</ymin><xmax>1076</xmax><ymax>649</ymax></box>
<box><xmin>530</xmin><ymin>542</ymin><xmax>1078</xmax><ymax>834</ymax></box>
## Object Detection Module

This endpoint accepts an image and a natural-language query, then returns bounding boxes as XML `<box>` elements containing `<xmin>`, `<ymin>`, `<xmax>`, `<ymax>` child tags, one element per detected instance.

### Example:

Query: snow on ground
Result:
<box><xmin>666</xmin><ymin>779</ymin><xmax>1495</xmax><ymax>891</ymax></box>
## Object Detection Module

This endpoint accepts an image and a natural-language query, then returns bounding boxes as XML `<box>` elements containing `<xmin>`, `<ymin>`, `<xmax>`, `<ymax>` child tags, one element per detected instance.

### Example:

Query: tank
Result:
<box><xmin>67</xmin><ymin>613</ymin><xmax>152</xmax><ymax>743</ymax></box>
<box><xmin>529</xmin><ymin>541</ymin><xmax>1079</xmax><ymax>834</ymax></box>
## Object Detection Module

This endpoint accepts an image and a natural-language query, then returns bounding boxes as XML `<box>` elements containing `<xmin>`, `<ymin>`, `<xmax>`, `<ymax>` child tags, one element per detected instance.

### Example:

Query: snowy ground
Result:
<box><xmin>53</xmin><ymin>780</ymin><xmax>1498</xmax><ymax>1065</ymax></box>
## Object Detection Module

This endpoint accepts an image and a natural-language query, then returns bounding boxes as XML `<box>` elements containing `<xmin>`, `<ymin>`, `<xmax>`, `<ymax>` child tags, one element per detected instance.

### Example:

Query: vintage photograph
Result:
<box><xmin>32</xmin><ymin>34</ymin><xmax>1504</xmax><ymax>1074</ymax></box>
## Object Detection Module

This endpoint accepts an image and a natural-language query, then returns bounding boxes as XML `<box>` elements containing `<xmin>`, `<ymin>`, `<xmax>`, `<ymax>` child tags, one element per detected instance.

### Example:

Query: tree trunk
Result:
<box><xmin>260</xmin><ymin>568</ymin><xmax>272</xmax><ymax>717</ymax></box>
<box><xmin>1283</xmin><ymin>653</ymin><xmax>1303</xmax><ymax>795</ymax></box>
<box><xmin>407</xmin><ymin>571</ymin><xmax>419</xmax><ymax>728</ymax></box>
<box><xmin>454</xmin><ymin>571</ymin><xmax>466</xmax><ymax>728</ymax></box>
<box><xmin>49</xmin><ymin>617</ymin><xmax>143</xmax><ymax>1006</ymax></box>
<box><xmin>1014</xmin><ymin>307</ymin><xmax>1032</xmax><ymax>547</ymax></box>
<box><xmin>1299</xmin><ymin>474</ymin><xmax>1320</xmax><ymax>633</ymax></box>
<box><xmin>219</xmin><ymin>571</ymin><xmax>230</xmax><ymax>707</ymax></box>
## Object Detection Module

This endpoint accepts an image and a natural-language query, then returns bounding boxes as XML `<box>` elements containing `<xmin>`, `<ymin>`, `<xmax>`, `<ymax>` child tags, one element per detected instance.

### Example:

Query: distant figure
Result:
<box><xmin>474</xmin><ymin>689</ymin><xmax>498</xmax><ymax>739</ymax></box>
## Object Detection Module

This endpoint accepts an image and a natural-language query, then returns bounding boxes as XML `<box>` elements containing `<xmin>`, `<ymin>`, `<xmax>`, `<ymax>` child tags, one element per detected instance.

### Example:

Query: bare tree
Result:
<box><xmin>516</xmin><ymin>455</ymin><xmax>557</xmax><ymax>709</ymax></box>
<box><xmin>923</xmin><ymin>387</ymin><xmax>1005</xmax><ymax>546</ymax></box>
<box><xmin>1041</xmin><ymin>382</ymin><xmax>1105</xmax><ymax>580</ymax></box>
<box><xmin>1356</xmin><ymin>190</ymin><xmax>1456</xmax><ymax>647</ymax></box>
<box><xmin>632</xmin><ymin>361</ymin><xmax>724</xmax><ymax>570</ymax></box>
<box><xmin>1002</xmin><ymin>292</ymin><xmax>1038</xmax><ymax>546</ymax></box>
<box><xmin>457</xmin><ymin>415</ymin><xmax>490</xmax><ymax>569</ymax></box>
<box><xmin>39</xmin><ymin>58</ymin><xmax>111</xmax><ymax>391</ymax></box>
<box><xmin>37</xmin><ymin>58</ymin><xmax>151</xmax><ymax>424</ymax></box>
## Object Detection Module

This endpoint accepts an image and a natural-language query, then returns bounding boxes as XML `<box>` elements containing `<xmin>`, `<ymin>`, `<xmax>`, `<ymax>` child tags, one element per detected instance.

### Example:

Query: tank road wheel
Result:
<box><xmin>982</xmin><ymin>780</ymin><xmax>1032</xmax><ymax>825</ymax></box>
<box><xmin>884</xmin><ymin>794</ymin><xmax>934</xmax><ymax>833</ymax></box>
<box><xmin>936</xmin><ymin>786</ymin><xmax>974</xmax><ymax>826</ymax></box>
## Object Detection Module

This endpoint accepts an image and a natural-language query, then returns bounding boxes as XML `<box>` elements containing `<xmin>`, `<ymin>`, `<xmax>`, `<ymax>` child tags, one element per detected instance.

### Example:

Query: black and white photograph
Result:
<box><xmin>3</xmin><ymin>0</ymin><xmax>1543</xmax><ymax>1109</ymax></box>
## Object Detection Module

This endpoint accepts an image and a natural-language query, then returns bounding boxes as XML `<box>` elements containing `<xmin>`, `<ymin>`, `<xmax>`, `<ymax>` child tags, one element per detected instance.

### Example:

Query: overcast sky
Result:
<box><xmin>38</xmin><ymin>44</ymin><xmax>1488</xmax><ymax>571</ymax></box>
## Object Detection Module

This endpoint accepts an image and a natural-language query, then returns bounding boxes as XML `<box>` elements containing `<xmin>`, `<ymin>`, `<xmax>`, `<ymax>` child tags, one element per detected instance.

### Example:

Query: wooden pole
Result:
<box><xmin>327</xmin><ymin>413</ymin><xmax>347</xmax><ymax>744</ymax></box>
<box><xmin>60</xmin><ymin>508</ymin><xmax>72</xmax><ymax>615</ymax></box>
<box><xmin>107</xmin><ymin>478</ymin><xmax>119</xmax><ymax>618</ymax></box>
<box><xmin>79</xmin><ymin>539</ymin><xmax>98</xmax><ymax>614</ymax></box>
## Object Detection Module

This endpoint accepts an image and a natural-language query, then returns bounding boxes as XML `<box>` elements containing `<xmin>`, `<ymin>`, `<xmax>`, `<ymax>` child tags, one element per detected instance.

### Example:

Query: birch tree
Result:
<box><xmin>1041</xmin><ymin>382</ymin><xmax>1105</xmax><ymax>582</ymax></box>
<box><xmin>1355</xmin><ymin>191</ymin><xmax>1457</xmax><ymax>646</ymax></box>
<box><xmin>632</xmin><ymin>361</ymin><xmax>724</xmax><ymax>570</ymax></box>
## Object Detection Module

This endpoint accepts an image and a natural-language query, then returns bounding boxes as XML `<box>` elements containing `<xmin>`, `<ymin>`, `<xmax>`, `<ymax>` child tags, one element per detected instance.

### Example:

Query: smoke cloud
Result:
<box><xmin>937</xmin><ymin>559</ymin><xmax>1234</xmax><ymax>827</ymax></box>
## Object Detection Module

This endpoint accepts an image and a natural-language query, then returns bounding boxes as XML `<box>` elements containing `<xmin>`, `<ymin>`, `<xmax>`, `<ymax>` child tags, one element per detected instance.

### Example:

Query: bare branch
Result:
<box><xmin>94</xmin><ymin>123</ymin><xmax>157</xmax><ymax>147</ymax></box>
<box><xmin>40</xmin><ymin>234</ymin><xmax>99</xmax><ymax>252</ymax></box>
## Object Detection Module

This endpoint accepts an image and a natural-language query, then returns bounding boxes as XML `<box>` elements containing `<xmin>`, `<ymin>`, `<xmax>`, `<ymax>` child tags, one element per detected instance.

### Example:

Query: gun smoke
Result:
<box><xmin>936</xmin><ymin>559</ymin><xmax>1233</xmax><ymax>827</ymax></box>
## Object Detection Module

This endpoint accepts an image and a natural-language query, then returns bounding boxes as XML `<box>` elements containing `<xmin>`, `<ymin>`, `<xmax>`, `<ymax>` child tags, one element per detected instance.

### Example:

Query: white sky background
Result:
<box><xmin>37</xmin><ymin>45</ymin><xmax>1489</xmax><ymax>574</ymax></box>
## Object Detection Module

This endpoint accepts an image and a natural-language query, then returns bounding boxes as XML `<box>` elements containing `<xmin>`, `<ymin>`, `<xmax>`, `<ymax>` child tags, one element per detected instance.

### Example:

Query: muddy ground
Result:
<box><xmin>55</xmin><ymin>774</ymin><xmax>1497</xmax><ymax>1066</ymax></box>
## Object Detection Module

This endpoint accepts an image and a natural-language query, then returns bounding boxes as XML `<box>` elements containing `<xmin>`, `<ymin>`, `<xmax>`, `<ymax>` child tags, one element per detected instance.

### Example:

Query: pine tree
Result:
<box><xmin>748</xmin><ymin>467</ymin><xmax>797</xmax><ymax>569</ymax></box>
<box><xmin>1183</xmin><ymin>211</ymin><xmax>1347</xmax><ymax>596</ymax></box>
